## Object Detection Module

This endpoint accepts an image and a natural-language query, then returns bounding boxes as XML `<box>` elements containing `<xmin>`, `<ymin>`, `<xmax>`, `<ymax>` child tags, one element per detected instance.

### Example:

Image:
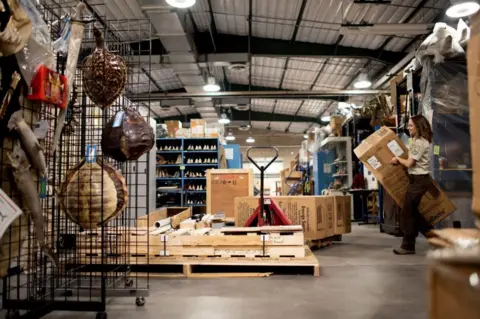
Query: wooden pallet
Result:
<box><xmin>66</xmin><ymin>246</ymin><xmax>320</xmax><ymax>277</ymax></box>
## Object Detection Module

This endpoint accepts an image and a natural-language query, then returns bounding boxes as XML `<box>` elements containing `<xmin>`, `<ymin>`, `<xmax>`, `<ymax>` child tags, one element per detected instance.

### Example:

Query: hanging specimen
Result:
<box><xmin>58</xmin><ymin>158</ymin><xmax>128</xmax><ymax>229</ymax></box>
<box><xmin>8</xmin><ymin>141</ymin><xmax>59</xmax><ymax>266</ymax></box>
<box><xmin>82</xmin><ymin>26</ymin><xmax>127</xmax><ymax>109</ymax></box>
<box><xmin>102</xmin><ymin>107</ymin><xmax>154</xmax><ymax>162</ymax></box>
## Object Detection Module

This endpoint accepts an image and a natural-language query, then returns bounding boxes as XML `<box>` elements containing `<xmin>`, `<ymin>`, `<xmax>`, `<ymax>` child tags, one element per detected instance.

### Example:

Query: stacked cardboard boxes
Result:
<box><xmin>234</xmin><ymin>196</ymin><xmax>348</xmax><ymax>240</ymax></box>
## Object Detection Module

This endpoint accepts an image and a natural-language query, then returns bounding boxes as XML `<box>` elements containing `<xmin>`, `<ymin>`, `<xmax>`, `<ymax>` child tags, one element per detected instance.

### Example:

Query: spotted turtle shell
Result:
<box><xmin>101</xmin><ymin>107</ymin><xmax>154</xmax><ymax>162</ymax></box>
<box><xmin>82</xmin><ymin>27</ymin><xmax>127</xmax><ymax>109</ymax></box>
<box><xmin>58</xmin><ymin>158</ymin><xmax>128</xmax><ymax>229</ymax></box>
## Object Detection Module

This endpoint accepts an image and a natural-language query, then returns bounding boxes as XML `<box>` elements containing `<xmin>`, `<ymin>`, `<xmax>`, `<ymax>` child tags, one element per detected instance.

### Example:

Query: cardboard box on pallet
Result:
<box><xmin>354</xmin><ymin>126</ymin><xmax>456</xmax><ymax>225</ymax></box>
<box><xmin>334</xmin><ymin>196</ymin><xmax>352</xmax><ymax>235</ymax></box>
<box><xmin>467</xmin><ymin>13</ymin><xmax>480</xmax><ymax>221</ymax></box>
<box><xmin>234</xmin><ymin>196</ymin><xmax>334</xmax><ymax>240</ymax></box>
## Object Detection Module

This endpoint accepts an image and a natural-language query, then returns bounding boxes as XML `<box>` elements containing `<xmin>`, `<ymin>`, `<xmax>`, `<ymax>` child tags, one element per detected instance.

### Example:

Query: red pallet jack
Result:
<box><xmin>244</xmin><ymin>146</ymin><xmax>293</xmax><ymax>227</ymax></box>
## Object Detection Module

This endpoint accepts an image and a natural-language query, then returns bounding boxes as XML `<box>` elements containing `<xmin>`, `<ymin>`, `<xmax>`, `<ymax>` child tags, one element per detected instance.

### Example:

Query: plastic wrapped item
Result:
<box><xmin>14</xmin><ymin>0</ymin><xmax>54</xmax><ymax>85</ymax></box>
<box><xmin>419</xmin><ymin>59</ymin><xmax>473</xmax><ymax>228</ymax></box>
<box><xmin>52</xmin><ymin>15</ymin><xmax>72</xmax><ymax>55</ymax></box>
<box><xmin>416</xmin><ymin>21</ymin><xmax>468</xmax><ymax>65</ymax></box>
<box><xmin>308</xmin><ymin>126</ymin><xmax>332</xmax><ymax>153</ymax></box>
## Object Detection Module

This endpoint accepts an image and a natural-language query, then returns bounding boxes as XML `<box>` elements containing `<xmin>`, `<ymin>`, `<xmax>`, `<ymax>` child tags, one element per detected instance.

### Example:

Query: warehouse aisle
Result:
<box><xmin>44</xmin><ymin>225</ymin><xmax>430</xmax><ymax>319</ymax></box>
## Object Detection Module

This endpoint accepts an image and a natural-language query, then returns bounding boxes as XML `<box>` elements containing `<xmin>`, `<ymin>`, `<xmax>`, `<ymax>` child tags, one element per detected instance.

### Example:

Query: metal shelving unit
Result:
<box><xmin>156</xmin><ymin>138</ymin><xmax>220</xmax><ymax>208</ymax></box>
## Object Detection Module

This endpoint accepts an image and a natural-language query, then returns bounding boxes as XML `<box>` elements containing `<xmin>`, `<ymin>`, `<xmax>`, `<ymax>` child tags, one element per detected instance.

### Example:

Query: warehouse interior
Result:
<box><xmin>0</xmin><ymin>0</ymin><xmax>479</xmax><ymax>318</ymax></box>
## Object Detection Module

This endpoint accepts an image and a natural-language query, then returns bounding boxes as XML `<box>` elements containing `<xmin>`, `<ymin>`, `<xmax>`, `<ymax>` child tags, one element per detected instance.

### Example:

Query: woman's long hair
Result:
<box><xmin>410</xmin><ymin>115</ymin><xmax>433</xmax><ymax>143</ymax></box>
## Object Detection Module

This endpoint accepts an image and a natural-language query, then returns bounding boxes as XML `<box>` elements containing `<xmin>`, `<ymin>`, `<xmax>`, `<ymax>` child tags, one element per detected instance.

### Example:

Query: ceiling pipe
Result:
<box><xmin>129</xmin><ymin>89</ymin><xmax>389</xmax><ymax>101</ymax></box>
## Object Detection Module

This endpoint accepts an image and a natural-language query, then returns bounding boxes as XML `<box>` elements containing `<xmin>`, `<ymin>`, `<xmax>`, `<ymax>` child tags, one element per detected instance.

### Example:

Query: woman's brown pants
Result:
<box><xmin>400</xmin><ymin>174</ymin><xmax>434</xmax><ymax>251</ymax></box>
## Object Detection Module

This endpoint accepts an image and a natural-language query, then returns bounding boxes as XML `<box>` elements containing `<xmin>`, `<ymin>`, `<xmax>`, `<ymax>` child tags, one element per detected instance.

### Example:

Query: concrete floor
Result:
<box><xmin>26</xmin><ymin>225</ymin><xmax>432</xmax><ymax>318</ymax></box>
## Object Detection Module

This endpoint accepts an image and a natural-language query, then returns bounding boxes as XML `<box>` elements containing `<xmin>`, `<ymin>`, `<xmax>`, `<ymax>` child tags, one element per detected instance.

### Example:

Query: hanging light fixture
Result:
<box><xmin>354</xmin><ymin>72</ymin><xmax>372</xmax><ymax>89</ymax></box>
<box><xmin>304</xmin><ymin>134</ymin><xmax>308</xmax><ymax>139</ymax></box>
<box><xmin>166</xmin><ymin>0</ymin><xmax>196</xmax><ymax>8</ymax></box>
<box><xmin>446</xmin><ymin>1</ymin><xmax>480</xmax><ymax>18</ymax></box>
<box><xmin>203</xmin><ymin>76</ymin><xmax>220</xmax><ymax>92</ymax></box>
<box><xmin>321</xmin><ymin>116</ymin><xmax>331</xmax><ymax>122</ymax></box>
<box><xmin>225</xmin><ymin>130</ymin><xmax>236</xmax><ymax>141</ymax></box>
<box><xmin>218</xmin><ymin>112</ymin><xmax>230</xmax><ymax>124</ymax></box>
<box><xmin>246</xmin><ymin>135</ymin><xmax>255</xmax><ymax>143</ymax></box>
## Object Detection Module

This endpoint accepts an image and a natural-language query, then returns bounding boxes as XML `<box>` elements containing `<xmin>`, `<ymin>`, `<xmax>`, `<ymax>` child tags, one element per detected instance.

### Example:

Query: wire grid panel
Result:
<box><xmin>2</xmin><ymin>2</ymin><xmax>152</xmax><ymax>316</ymax></box>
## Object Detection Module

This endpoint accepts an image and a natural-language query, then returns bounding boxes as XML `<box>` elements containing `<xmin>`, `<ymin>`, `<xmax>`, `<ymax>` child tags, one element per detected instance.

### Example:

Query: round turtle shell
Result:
<box><xmin>58</xmin><ymin>158</ymin><xmax>128</xmax><ymax>229</ymax></box>
<box><xmin>82</xmin><ymin>26</ymin><xmax>127</xmax><ymax>109</ymax></box>
<box><xmin>101</xmin><ymin>107</ymin><xmax>154</xmax><ymax>162</ymax></box>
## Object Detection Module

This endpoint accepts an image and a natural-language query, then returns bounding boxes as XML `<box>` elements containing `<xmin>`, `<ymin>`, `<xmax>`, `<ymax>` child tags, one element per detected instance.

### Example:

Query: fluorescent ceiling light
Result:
<box><xmin>354</xmin><ymin>73</ymin><xmax>372</xmax><ymax>89</ymax></box>
<box><xmin>218</xmin><ymin>113</ymin><xmax>230</xmax><ymax>124</ymax></box>
<box><xmin>446</xmin><ymin>1</ymin><xmax>480</xmax><ymax>18</ymax></box>
<box><xmin>203</xmin><ymin>76</ymin><xmax>220</xmax><ymax>92</ymax></box>
<box><xmin>321</xmin><ymin>116</ymin><xmax>331</xmax><ymax>122</ymax></box>
<box><xmin>339</xmin><ymin>23</ymin><xmax>432</xmax><ymax>36</ymax></box>
<box><xmin>225</xmin><ymin>131</ymin><xmax>236</xmax><ymax>141</ymax></box>
<box><xmin>246</xmin><ymin>136</ymin><xmax>255</xmax><ymax>143</ymax></box>
<box><xmin>166</xmin><ymin>0</ymin><xmax>196</xmax><ymax>8</ymax></box>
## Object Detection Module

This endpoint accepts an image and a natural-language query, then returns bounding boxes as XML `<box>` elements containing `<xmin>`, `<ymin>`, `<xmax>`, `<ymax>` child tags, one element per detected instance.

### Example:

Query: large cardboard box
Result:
<box><xmin>428</xmin><ymin>261</ymin><xmax>480</xmax><ymax>319</ymax></box>
<box><xmin>190</xmin><ymin>119</ymin><xmax>206</xmax><ymax>138</ymax></box>
<box><xmin>165</xmin><ymin>120</ymin><xmax>182</xmax><ymax>138</ymax></box>
<box><xmin>234</xmin><ymin>196</ymin><xmax>334</xmax><ymax>240</ymax></box>
<box><xmin>467</xmin><ymin>13</ymin><xmax>480</xmax><ymax>220</ymax></box>
<box><xmin>354</xmin><ymin>126</ymin><xmax>456</xmax><ymax>225</ymax></box>
<box><xmin>334</xmin><ymin>195</ymin><xmax>352</xmax><ymax>235</ymax></box>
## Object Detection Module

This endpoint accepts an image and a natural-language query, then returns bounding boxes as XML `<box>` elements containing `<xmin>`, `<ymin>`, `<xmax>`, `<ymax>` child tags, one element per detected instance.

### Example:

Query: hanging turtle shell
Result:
<box><xmin>58</xmin><ymin>158</ymin><xmax>128</xmax><ymax>229</ymax></box>
<box><xmin>101</xmin><ymin>107</ymin><xmax>154</xmax><ymax>162</ymax></box>
<box><xmin>82</xmin><ymin>26</ymin><xmax>127</xmax><ymax>109</ymax></box>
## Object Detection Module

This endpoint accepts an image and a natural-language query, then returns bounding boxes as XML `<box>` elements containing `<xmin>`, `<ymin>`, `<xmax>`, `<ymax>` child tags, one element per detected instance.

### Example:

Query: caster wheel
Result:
<box><xmin>96</xmin><ymin>311</ymin><xmax>107</xmax><ymax>319</ymax></box>
<box><xmin>125</xmin><ymin>279</ymin><xmax>133</xmax><ymax>287</ymax></box>
<box><xmin>6</xmin><ymin>309</ymin><xmax>20</xmax><ymax>319</ymax></box>
<box><xmin>136</xmin><ymin>297</ymin><xmax>146</xmax><ymax>307</ymax></box>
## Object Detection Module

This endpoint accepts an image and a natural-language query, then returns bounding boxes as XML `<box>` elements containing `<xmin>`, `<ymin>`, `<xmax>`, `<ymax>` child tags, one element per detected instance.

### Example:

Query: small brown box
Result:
<box><xmin>165</xmin><ymin>120</ymin><xmax>182</xmax><ymax>138</ymax></box>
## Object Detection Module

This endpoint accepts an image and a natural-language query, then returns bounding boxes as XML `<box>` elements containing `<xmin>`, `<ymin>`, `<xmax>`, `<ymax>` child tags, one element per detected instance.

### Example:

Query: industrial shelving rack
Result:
<box><xmin>155</xmin><ymin>138</ymin><xmax>220</xmax><ymax>208</ymax></box>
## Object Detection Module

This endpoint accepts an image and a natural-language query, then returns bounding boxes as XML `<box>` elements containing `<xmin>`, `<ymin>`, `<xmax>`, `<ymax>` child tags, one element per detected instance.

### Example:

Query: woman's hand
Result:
<box><xmin>390</xmin><ymin>157</ymin><xmax>399</xmax><ymax>165</ymax></box>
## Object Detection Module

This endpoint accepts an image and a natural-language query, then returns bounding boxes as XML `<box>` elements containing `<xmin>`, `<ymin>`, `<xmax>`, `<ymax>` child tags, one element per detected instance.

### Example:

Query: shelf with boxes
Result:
<box><xmin>156</xmin><ymin>137</ymin><xmax>220</xmax><ymax>208</ymax></box>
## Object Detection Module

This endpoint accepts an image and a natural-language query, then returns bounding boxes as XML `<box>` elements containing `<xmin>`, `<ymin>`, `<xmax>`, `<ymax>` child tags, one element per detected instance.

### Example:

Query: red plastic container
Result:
<box><xmin>27</xmin><ymin>65</ymin><xmax>68</xmax><ymax>109</ymax></box>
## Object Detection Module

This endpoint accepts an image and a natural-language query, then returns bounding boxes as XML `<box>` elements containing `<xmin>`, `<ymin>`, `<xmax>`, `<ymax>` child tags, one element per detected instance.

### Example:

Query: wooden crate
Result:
<box><xmin>206</xmin><ymin>169</ymin><xmax>254</xmax><ymax>217</ymax></box>
<box><xmin>130</xmin><ymin>225</ymin><xmax>305</xmax><ymax>258</ymax></box>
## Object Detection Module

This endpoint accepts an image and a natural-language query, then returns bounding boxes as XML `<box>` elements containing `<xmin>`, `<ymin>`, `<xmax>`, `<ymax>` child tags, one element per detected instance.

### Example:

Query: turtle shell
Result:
<box><xmin>58</xmin><ymin>158</ymin><xmax>128</xmax><ymax>229</ymax></box>
<box><xmin>101</xmin><ymin>107</ymin><xmax>154</xmax><ymax>162</ymax></box>
<box><xmin>82</xmin><ymin>26</ymin><xmax>127</xmax><ymax>109</ymax></box>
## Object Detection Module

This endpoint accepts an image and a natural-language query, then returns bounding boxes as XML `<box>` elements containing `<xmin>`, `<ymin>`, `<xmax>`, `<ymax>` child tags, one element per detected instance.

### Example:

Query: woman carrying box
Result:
<box><xmin>390</xmin><ymin>115</ymin><xmax>434</xmax><ymax>255</ymax></box>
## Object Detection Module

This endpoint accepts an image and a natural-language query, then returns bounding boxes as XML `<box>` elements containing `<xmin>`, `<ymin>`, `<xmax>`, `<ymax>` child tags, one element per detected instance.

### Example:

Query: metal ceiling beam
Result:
<box><xmin>129</xmin><ymin>89</ymin><xmax>388</xmax><ymax>101</ymax></box>
<box><xmin>279</xmin><ymin>0</ymin><xmax>308</xmax><ymax>90</ymax></box>
<box><xmin>193</xmin><ymin>33</ymin><xmax>406</xmax><ymax>64</ymax></box>
<box><xmin>156</xmin><ymin>110</ymin><xmax>321</xmax><ymax>123</ymax></box>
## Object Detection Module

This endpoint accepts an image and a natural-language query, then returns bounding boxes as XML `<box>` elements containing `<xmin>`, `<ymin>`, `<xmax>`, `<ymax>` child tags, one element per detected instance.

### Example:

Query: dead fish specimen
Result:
<box><xmin>7</xmin><ymin>142</ymin><xmax>59</xmax><ymax>266</ymax></box>
<box><xmin>8</xmin><ymin>110</ymin><xmax>47</xmax><ymax>176</ymax></box>
<box><xmin>58</xmin><ymin>158</ymin><xmax>128</xmax><ymax>229</ymax></box>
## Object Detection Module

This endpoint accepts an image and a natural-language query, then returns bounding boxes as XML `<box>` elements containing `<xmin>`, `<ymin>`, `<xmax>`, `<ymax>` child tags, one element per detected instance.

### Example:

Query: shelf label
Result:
<box><xmin>433</xmin><ymin>145</ymin><xmax>440</xmax><ymax>155</ymax></box>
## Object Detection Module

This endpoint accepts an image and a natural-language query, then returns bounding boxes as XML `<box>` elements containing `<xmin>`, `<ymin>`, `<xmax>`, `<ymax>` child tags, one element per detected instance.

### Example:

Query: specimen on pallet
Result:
<box><xmin>58</xmin><ymin>157</ymin><xmax>128</xmax><ymax>229</ymax></box>
<box><xmin>102</xmin><ymin>107</ymin><xmax>154</xmax><ymax>162</ymax></box>
<box><xmin>7</xmin><ymin>141</ymin><xmax>59</xmax><ymax>266</ymax></box>
<box><xmin>82</xmin><ymin>25</ymin><xmax>127</xmax><ymax>109</ymax></box>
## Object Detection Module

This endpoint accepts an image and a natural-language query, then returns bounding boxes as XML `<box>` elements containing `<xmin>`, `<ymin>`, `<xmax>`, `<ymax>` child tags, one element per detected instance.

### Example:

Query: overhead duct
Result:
<box><xmin>139</xmin><ymin>0</ymin><xmax>217</xmax><ymax>120</ymax></box>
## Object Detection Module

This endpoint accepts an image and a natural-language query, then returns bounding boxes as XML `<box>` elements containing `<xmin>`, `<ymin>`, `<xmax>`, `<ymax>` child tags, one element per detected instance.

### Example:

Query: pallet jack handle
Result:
<box><xmin>246</xmin><ymin>147</ymin><xmax>279</xmax><ymax>223</ymax></box>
